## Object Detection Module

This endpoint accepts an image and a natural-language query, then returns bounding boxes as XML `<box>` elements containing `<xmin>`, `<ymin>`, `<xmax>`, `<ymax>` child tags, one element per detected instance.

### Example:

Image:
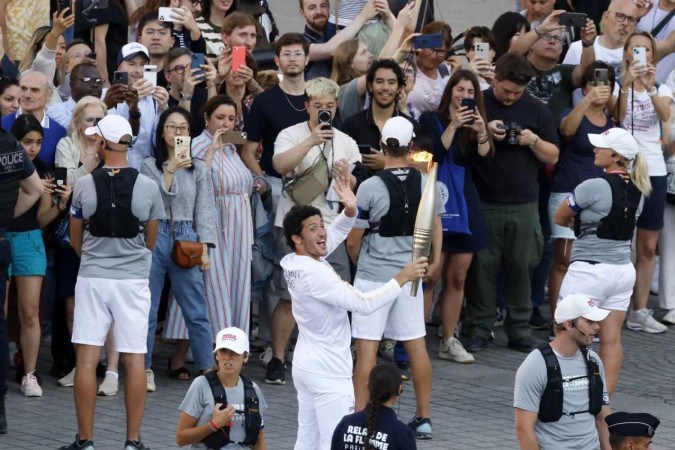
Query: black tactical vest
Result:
<box><xmin>368</xmin><ymin>168</ymin><xmax>422</xmax><ymax>237</ymax></box>
<box><xmin>87</xmin><ymin>168</ymin><xmax>141</xmax><ymax>238</ymax></box>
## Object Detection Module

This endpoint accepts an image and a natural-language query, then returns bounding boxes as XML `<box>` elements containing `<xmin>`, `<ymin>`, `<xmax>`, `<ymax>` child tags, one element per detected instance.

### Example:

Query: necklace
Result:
<box><xmin>282</xmin><ymin>88</ymin><xmax>306</xmax><ymax>112</ymax></box>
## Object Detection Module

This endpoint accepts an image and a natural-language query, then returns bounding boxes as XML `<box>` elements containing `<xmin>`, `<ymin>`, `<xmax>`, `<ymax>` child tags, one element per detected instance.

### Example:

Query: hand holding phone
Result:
<box><xmin>158</xmin><ymin>7</ymin><xmax>176</xmax><ymax>22</ymax></box>
<box><xmin>174</xmin><ymin>137</ymin><xmax>192</xmax><ymax>164</ymax></box>
<box><xmin>55</xmin><ymin>167</ymin><xmax>68</xmax><ymax>187</ymax></box>
<box><xmin>460</xmin><ymin>98</ymin><xmax>477</xmax><ymax>125</ymax></box>
<box><xmin>413</xmin><ymin>33</ymin><xmax>444</xmax><ymax>50</ymax></box>
<box><xmin>191</xmin><ymin>53</ymin><xmax>206</xmax><ymax>78</ymax></box>
<box><xmin>231</xmin><ymin>46</ymin><xmax>246</xmax><ymax>74</ymax></box>
<box><xmin>474</xmin><ymin>43</ymin><xmax>490</xmax><ymax>61</ymax></box>
<box><xmin>113</xmin><ymin>71</ymin><xmax>129</xmax><ymax>86</ymax></box>
<box><xmin>632</xmin><ymin>47</ymin><xmax>647</xmax><ymax>66</ymax></box>
<box><xmin>143</xmin><ymin>65</ymin><xmax>158</xmax><ymax>86</ymax></box>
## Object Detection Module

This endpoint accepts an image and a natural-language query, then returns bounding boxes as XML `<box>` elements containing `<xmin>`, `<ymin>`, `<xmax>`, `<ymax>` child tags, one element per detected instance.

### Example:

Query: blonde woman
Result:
<box><xmin>614</xmin><ymin>31</ymin><xmax>674</xmax><ymax>334</ymax></box>
<box><xmin>554</xmin><ymin>128</ymin><xmax>652</xmax><ymax>395</ymax></box>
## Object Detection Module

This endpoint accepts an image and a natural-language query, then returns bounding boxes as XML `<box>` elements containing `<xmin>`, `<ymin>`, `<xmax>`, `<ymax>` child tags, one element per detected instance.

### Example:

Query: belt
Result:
<box><xmin>575</xmin><ymin>260</ymin><xmax>599</xmax><ymax>265</ymax></box>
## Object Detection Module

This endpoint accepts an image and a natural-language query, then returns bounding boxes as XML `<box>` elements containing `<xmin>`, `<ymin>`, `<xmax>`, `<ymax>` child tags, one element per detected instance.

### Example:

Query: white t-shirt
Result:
<box><xmin>563</xmin><ymin>38</ymin><xmax>624</xmax><ymax>84</ymax></box>
<box><xmin>280</xmin><ymin>212</ymin><xmax>402</xmax><ymax>379</ymax></box>
<box><xmin>273</xmin><ymin>121</ymin><xmax>361</xmax><ymax>227</ymax></box>
<box><xmin>622</xmin><ymin>84</ymin><xmax>674</xmax><ymax>176</ymax></box>
<box><xmin>407</xmin><ymin>66</ymin><xmax>451</xmax><ymax>118</ymax></box>
<box><xmin>637</xmin><ymin>4</ymin><xmax>675</xmax><ymax>84</ymax></box>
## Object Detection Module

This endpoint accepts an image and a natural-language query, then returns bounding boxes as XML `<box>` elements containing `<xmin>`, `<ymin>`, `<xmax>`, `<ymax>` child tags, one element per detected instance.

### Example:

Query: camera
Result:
<box><xmin>498</xmin><ymin>122</ymin><xmax>523</xmax><ymax>145</ymax></box>
<box><xmin>318</xmin><ymin>109</ymin><xmax>332</xmax><ymax>130</ymax></box>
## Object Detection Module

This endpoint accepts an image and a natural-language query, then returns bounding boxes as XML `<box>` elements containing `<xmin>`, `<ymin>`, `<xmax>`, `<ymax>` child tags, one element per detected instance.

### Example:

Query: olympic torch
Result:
<box><xmin>410</xmin><ymin>162</ymin><xmax>438</xmax><ymax>296</ymax></box>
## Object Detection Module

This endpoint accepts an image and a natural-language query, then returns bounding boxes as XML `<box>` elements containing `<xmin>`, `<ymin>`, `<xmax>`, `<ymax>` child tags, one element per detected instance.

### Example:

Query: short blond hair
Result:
<box><xmin>305</xmin><ymin>77</ymin><xmax>339</xmax><ymax>100</ymax></box>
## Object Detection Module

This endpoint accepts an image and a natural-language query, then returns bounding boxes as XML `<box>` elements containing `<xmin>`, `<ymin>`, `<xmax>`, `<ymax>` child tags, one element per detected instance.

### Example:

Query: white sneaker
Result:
<box><xmin>58</xmin><ymin>367</ymin><xmax>76</xmax><ymax>387</ymax></box>
<box><xmin>97</xmin><ymin>372</ymin><xmax>118</xmax><ymax>396</ymax></box>
<box><xmin>21</xmin><ymin>371</ymin><xmax>43</xmax><ymax>397</ymax></box>
<box><xmin>662</xmin><ymin>309</ymin><xmax>675</xmax><ymax>325</ymax></box>
<box><xmin>626</xmin><ymin>309</ymin><xmax>668</xmax><ymax>334</ymax></box>
<box><xmin>438</xmin><ymin>337</ymin><xmax>475</xmax><ymax>364</ymax></box>
<box><xmin>146</xmin><ymin>369</ymin><xmax>156</xmax><ymax>393</ymax></box>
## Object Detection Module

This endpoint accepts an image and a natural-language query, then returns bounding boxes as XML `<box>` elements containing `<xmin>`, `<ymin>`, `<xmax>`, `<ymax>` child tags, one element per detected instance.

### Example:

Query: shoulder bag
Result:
<box><xmin>283</xmin><ymin>142</ymin><xmax>331</xmax><ymax>206</ymax></box>
<box><xmin>170</xmin><ymin>207</ymin><xmax>203</xmax><ymax>269</ymax></box>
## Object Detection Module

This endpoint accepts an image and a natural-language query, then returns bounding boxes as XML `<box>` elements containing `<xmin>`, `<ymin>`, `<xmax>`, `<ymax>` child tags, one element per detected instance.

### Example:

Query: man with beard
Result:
<box><xmin>48</xmin><ymin>63</ymin><xmax>104</xmax><ymax>129</ymax></box>
<box><xmin>563</xmin><ymin>0</ymin><xmax>640</xmax><ymax>85</ymax></box>
<box><xmin>342</xmin><ymin>59</ymin><xmax>415</xmax><ymax>173</ymax></box>
<box><xmin>241</xmin><ymin>33</ymin><xmax>311</xmax><ymax>386</ymax></box>
<box><xmin>301</xmin><ymin>0</ymin><xmax>379</xmax><ymax>80</ymax></box>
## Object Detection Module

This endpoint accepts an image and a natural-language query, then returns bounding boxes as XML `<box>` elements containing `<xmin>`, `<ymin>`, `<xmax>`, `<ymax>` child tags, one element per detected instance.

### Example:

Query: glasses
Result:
<box><xmin>168</xmin><ymin>64</ymin><xmax>187</xmax><ymax>74</ymax></box>
<box><xmin>608</xmin><ymin>11</ymin><xmax>638</xmax><ymax>25</ymax></box>
<box><xmin>74</xmin><ymin>77</ymin><xmax>103</xmax><ymax>84</ymax></box>
<box><xmin>82</xmin><ymin>116</ymin><xmax>103</xmax><ymax>125</ymax></box>
<box><xmin>280</xmin><ymin>51</ymin><xmax>305</xmax><ymax>59</ymax></box>
<box><xmin>540</xmin><ymin>34</ymin><xmax>564</xmax><ymax>43</ymax></box>
<box><xmin>423</xmin><ymin>48</ymin><xmax>447</xmax><ymax>57</ymax></box>
<box><xmin>164</xmin><ymin>124</ymin><xmax>190</xmax><ymax>133</ymax></box>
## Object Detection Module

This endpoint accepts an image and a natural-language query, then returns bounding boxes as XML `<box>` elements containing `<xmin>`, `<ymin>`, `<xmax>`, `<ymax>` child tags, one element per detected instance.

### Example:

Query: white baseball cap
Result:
<box><xmin>213</xmin><ymin>327</ymin><xmax>249</xmax><ymax>354</ymax></box>
<box><xmin>554</xmin><ymin>294</ymin><xmax>611</xmax><ymax>324</ymax></box>
<box><xmin>84</xmin><ymin>115</ymin><xmax>133</xmax><ymax>145</ymax></box>
<box><xmin>117</xmin><ymin>42</ymin><xmax>149</xmax><ymax>66</ymax></box>
<box><xmin>588</xmin><ymin>128</ymin><xmax>639</xmax><ymax>161</ymax></box>
<box><xmin>381</xmin><ymin>116</ymin><xmax>415</xmax><ymax>147</ymax></box>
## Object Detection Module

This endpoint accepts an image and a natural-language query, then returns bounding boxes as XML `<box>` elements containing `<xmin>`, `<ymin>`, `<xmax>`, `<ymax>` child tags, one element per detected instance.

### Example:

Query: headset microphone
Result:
<box><xmin>571</xmin><ymin>321</ymin><xmax>588</xmax><ymax>338</ymax></box>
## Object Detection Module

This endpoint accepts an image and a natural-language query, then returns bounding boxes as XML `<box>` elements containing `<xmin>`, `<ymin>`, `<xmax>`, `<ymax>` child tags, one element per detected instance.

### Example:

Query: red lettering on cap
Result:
<box><xmin>587</xmin><ymin>299</ymin><xmax>595</xmax><ymax>307</ymax></box>
<box><xmin>221</xmin><ymin>333</ymin><xmax>237</xmax><ymax>342</ymax></box>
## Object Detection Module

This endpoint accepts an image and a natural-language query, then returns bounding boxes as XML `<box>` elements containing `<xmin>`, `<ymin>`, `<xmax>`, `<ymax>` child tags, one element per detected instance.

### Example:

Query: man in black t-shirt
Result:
<box><xmin>241</xmin><ymin>33</ymin><xmax>310</xmax><ymax>386</ymax></box>
<box><xmin>462</xmin><ymin>53</ymin><xmax>559</xmax><ymax>354</ymax></box>
<box><xmin>0</xmin><ymin>131</ymin><xmax>44</xmax><ymax>433</ymax></box>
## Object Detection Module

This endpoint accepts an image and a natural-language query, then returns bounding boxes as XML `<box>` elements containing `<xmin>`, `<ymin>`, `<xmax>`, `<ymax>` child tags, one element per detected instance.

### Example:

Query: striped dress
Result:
<box><xmin>163</xmin><ymin>130</ymin><xmax>254</xmax><ymax>339</ymax></box>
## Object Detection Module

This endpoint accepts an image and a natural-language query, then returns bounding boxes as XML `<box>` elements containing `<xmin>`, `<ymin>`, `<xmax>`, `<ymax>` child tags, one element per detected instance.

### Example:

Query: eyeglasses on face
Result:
<box><xmin>74</xmin><ymin>77</ymin><xmax>103</xmax><ymax>84</ymax></box>
<box><xmin>608</xmin><ymin>11</ymin><xmax>638</xmax><ymax>25</ymax></box>
<box><xmin>540</xmin><ymin>33</ymin><xmax>564</xmax><ymax>43</ymax></box>
<box><xmin>168</xmin><ymin>65</ymin><xmax>188</xmax><ymax>74</ymax></box>
<box><xmin>164</xmin><ymin>124</ymin><xmax>190</xmax><ymax>133</ymax></box>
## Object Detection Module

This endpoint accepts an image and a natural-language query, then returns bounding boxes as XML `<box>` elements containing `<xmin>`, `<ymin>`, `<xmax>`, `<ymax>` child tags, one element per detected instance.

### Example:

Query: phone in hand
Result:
<box><xmin>174</xmin><ymin>137</ymin><xmax>192</xmax><ymax>163</ymax></box>
<box><xmin>158</xmin><ymin>7</ymin><xmax>176</xmax><ymax>22</ymax></box>
<box><xmin>474</xmin><ymin>42</ymin><xmax>490</xmax><ymax>61</ymax></box>
<box><xmin>113</xmin><ymin>71</ymin><xmax>129</xmax><ymax>86</ymax></box>
<box><xmin>559</xmin><ymin>12</ymin><xmax>587</xmax><ymax>28</ymax></box>
<box><xmin>632</xmin><ymin>47</ymin><xmax>647</xmax><ymax>66</ymax></box>
<box><xmin>413</xmin><ymin>33</ymin><xmax>444</xmax><ymax>50</ymax></box>
<box><xmin>594</xmin><ymin>68</ymin><xmax>608</xmax><ymax>86</ymax></box>
<box><xmin>57</xmin><ymin>0</ymin><xmax>72</xmax><ymax>17</ymax></box>
<box><xmin>460</xmin><ymin>98</ymin><xmax>477</xmax><ymax>125</ymax></box>
<box><xmin>54</xmin><ymin>167</ymin><xmax>68</xmax><ymax>187</ymax></box>
<box><xmin>191</xmin><ymin>53</ymin><xmax>206</xmax><ymax>78</ymax></box>
<box><xmin>232</xmin><ymin>46</ymin><xmax>246</xmax><ymax>74</ymax></box>
<box><xmin>358</xmin><ymin>144</ymin><xmax>373</xmax><ymax>155</ymax></box>
<box><xmin>221</xmin><ymin>131</ymin><xmax>248</xmax><ymax>145</ymax></box>
<box><xmin>143</xmin><ymin>65</ymin><xmax>158</xmax><ymax>86</ymax></box>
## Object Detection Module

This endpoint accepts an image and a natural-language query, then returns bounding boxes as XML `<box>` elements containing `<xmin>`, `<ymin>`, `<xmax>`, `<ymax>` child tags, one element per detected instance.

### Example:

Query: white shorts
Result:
<box><xmin>351</xmin><ymin>278</ymin><xmax>426</xmax><ymax>341</ymax></box>
<box><xmin>558</xmin><ymin>261</ymin><xmax>636</xmax><ymax>311</ymax></box>
<box><xmin>292</xmin><ymin>366</ymin><xmax>354</xmax><ymax>450</ymax></box>
<box><xmin>549</xmin><ymin>192</ymin><xmax>576</xmax><ymax>240</ymax></box>
<box><xmin>72</xmin><ymin>276</ymin><xmax>151</xmax><ymax>353</ymax></box>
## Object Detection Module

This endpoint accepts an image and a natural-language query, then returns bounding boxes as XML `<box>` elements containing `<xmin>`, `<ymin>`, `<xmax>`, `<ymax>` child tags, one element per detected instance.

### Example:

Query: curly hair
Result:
<box><xmin>283</xmin><ymin>205</ymin><xmax>322</xmax><ymax>251</ymax></box>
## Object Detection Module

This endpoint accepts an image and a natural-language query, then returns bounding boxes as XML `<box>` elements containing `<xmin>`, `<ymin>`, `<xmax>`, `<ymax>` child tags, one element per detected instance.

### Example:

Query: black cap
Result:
<box><xmin>605</xmin><ymin>412</ymin><xmax>660</xmax><ymax>437</ymax></box>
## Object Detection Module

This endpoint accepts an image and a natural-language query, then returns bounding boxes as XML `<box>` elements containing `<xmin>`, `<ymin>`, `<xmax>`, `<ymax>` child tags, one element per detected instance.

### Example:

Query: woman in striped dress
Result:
<box><xmin>164</xmin><ymin>95</ymin><xmax>260</xmax><ymax>341</ymax></box>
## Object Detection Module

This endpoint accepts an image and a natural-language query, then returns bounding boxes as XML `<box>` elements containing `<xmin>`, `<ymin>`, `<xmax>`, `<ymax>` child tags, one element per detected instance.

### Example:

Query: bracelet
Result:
<box><xmin>208</xmin><ymin>419</ymin><xmax>218</xmax><ymax>432</ymax></box>
<box><xmin>477</xmin><ymin>134</ymin><xmax>489</xmax><ymax>144</ymax></box>
<box><xmin>166</xmin><ymin>168</ymin><xmax>176</xmax><ymax>174</ymax></box>
<box><xmin>534</xmin><ymin>26</ymin><xmax>545</xmax><ymax>38</ymax></box>
<box><xmin>620</xmin><ymin>88</ymin><xmax>630</xmax><ymax>94</ymax></box>
<box><xmin>647</xmin><ymin>87</ymin><xmax>658</xmax><ymax>97</ymax></box>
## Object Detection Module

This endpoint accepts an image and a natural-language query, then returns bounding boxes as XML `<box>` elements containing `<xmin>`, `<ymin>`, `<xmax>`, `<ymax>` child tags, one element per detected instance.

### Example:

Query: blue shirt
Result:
<box><xmin>331</xmin><ymin>407</ymin><xmax>417</xmax><ymax>450</ymax></box>
<box><xmin>2</xmin><ymin>112</ymin><xmax>66</xmax><ymax>168</ymax></box>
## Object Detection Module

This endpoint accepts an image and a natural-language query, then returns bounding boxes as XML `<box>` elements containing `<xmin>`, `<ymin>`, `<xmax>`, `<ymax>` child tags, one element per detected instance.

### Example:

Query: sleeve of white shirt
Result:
<box><xmin>325</xmin><ymin>210</ymin><xmax>356</xmax><ymax>256</ymax></box>
<box><xmin>306</xmin><ymin>273</ymin><xmax>402</xmax><ymax>316</ymax></box>
<box><xmin>562</xmin><ymin>40</ymin><xmax>582</xmax><ymax>65</ymax></box>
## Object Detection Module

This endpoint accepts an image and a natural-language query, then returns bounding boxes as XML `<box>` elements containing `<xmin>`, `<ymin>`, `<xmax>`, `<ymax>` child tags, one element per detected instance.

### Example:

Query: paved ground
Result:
<box><xmin>3</xmin><ymin>295</ymin><xmax>675</xmax><ymax>449</ymax></box>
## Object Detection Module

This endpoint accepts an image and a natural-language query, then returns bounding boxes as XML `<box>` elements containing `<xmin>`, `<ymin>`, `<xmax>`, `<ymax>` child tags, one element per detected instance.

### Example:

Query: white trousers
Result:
<box><xmin>292</xmin><ymin>365</ymin><xmax>355</xmax><ymax>450</ymax></box>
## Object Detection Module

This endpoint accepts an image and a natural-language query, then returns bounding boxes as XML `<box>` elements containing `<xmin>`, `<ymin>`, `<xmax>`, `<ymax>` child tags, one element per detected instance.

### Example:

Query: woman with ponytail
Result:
<box><xmin>553</xmin><ymin>128</ymin><xmax>651</xmax><ymax>396</ymax></box>
<box><xmin>331</xmin><ymin>365</ymin><xmax>416</xmax><ymax>450</ymax></box>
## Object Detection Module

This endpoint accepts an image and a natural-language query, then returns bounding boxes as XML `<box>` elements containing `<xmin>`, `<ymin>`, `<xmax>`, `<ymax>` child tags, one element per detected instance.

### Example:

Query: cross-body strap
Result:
<box><xmin>652</xmin><ymin>8</ymin><xmax>675</xmax><ymax>37</ymax></box>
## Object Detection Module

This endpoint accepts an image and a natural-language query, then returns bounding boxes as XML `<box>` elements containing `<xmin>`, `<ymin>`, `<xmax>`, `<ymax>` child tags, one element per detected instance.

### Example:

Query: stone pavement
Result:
<box><xmin>3</xmin><ymin>295</ymin><xmax>675</xmax><ymax>449</ymax></box>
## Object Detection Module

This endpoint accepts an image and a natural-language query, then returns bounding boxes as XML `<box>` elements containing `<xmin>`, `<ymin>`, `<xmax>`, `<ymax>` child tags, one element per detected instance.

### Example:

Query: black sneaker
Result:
<box><xmin>264</xmin><ymin>357</ymin><xmax>286</xmax><ymax>385</ymax></box>
<box><xmin>463</xmin><ymin>336</ymin><xmax>488</xmax><ymax>353</ymax></box>
<box><xmin>0</xmin><ymin>395</ymin><xmax>6</xmax><ymax>434</ymax></box>
<box><xmin>124</xmin><ymin>438</ymin><xmax>149</xmax><ymax>449</ymax></box>
<box><xmin>507</xmin><ymin>338</ymin><xmax>536</xmax><ymax>353</ymax></box>
<box><xmin>59</xmin><ymin>435</ymin><xmax>94</xmax><ymax>450</ymax></box>
<box><xmin>408</xmin><ymin>417</ymin><xmax>432</xmax><ymax>440</ymax></box>
<box><xmin>529</xmin><ymin>307</ymin><xmax>549</xmax><ymax>330</ymax></box>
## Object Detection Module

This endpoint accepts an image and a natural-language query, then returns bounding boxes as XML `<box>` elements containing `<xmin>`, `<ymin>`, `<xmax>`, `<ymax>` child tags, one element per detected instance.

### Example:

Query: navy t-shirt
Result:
<box><xmin>0</xmin><ymin>144</ymin><xmax>35</xmax><ymax>229</ymax></box>
<box><xmin>243</xmin><ymin>85</ymin><xmax>309</xmax><ymax>178</ymax></box>
<box><xmin>331</xmin><ymin>407</ymin><xmax>417</xmax><ymax>450</ymax></box>
<box><xmin>551</xmin><ymin>107</ymin><xmax>613</xmax><ymax>193</ymax></box>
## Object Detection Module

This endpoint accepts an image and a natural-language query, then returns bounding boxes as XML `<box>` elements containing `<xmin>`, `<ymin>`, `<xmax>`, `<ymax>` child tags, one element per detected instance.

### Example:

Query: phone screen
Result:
<box><xmin>358</xmin><ymin>144</ymin><xmax>373</xmax><ymax>155</ymax></box>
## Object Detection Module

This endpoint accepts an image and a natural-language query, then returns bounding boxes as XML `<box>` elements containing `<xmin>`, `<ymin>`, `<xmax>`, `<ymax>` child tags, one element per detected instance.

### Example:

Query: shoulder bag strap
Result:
<box><xmin>652</xmin><ymin>9</ymin><xmax>675</xmax><ymax>37</ymax></box>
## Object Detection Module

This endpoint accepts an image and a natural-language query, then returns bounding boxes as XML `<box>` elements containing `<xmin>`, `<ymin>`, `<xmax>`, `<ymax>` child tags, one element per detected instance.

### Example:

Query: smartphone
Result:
<box><xmin>231</xmin><ymin>46</ymin><xmax>246</xmax><ymax>74</ymax></box>
<box><xmin>54</xmin><ymin>167</ymin><xmax>68</xmax><ymax>186</ymax></box>
<box><xmin>93</xmin><ymin>0</ymin><xmax>109</xmax><ymax>9</ymax></box>
<box><xmin>174</xmin><ymin>137</ymin><xmax>191</xmax><ymax>163</ymax></box>
<box><xmin>413</xmin><ymin>33</ymin><xmax>444</xmax><ymax>50</ymax></box>
<box><xmin>559</xmin><ymin>12</ymin><xmax>587</xmax><ymax>28</ymax></box>
<box><xmin>112</xmin><ymin>71</ymin><xmax>128</xmax><ymax>86</ymax></box>
<box><xmin>221</xmin><ymin>131</ymin><xmax>248</xmax><ymax>145</ymax></box>
<box><xmin>594</xmin><ymin>68</ymin><xmax>608</xmax><ymax>85</ymax></box>
<box><xmin>57</xmin><ymin>0</ymin><xmax>72</xmax><ymax>17</ymax></box>
<box><xmin>191</xmin><ymin>53</ymin><xmax>206</xmax><ymax>78</ymax></box>
<box><xmin>358</xmin><ymin>144</ymin><xmax>373</xmax><ymax>155</ymax></box>
<box><xmin>143</xmin><ymin>65</ymin><xmax>158</xmax><ymax>86</ymax></box>
<box><xmin>474</xmin><ymin>42</ymin><xmax>490</xmax><ymax>61</ymax></box>
<box><xmin>632</xmin><ymin>47</ymin><xmax>647</xmax><ymax>65</ymax></box>
<box><xmin>158</xmin><ymin>7</ymin><xmax>176</xmax><ymax>22</ymax></box>
<box><xmin>461</xmin><ymin>98</ymin><xmax>476</xmax><ymax>125</ymax></box>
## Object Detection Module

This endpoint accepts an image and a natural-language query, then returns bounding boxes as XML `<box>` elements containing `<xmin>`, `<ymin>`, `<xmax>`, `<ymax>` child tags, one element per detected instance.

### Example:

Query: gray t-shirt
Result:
<box><xmin>179</xmin><ymin>375</ymin><xmax>268</xmax><ymax>449</ymax></box>
<box><xmin>71</xmin><ymin>170</ymin><xmax>165</xmax><ymax>279</ymax></box>
<box><xmin>354</xmin><ymin>169</ymin><xmax>444</xmax><ymax>282</ymax></box>
<box><xmin>513</xmin><ymin>347</ymin><xmax>609</xmax><ymax>450</ymax></box>
<box><xmin>568</xmin><ymin>177</ymin><xmax>643</xmax><ymax>265</ymax></box>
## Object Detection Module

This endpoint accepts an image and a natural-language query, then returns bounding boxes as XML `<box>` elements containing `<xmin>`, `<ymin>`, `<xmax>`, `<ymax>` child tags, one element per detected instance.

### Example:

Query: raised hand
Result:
<box><xmin>332</xmin><ymin>176</ymin><xmax>357</xmax><ymax>216</ymax></box>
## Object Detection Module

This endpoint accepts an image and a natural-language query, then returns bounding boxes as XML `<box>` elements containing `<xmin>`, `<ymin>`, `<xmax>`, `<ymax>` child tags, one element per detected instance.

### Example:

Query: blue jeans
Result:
<box><xmin>0</xmin><ymin>237</ymin><xmax>10</xmax><ymax>397</ymax></box>
<box><xmin>146</xmin><ymin>221</ymin><xmax>213</xmax><ymax>370</ymax></box>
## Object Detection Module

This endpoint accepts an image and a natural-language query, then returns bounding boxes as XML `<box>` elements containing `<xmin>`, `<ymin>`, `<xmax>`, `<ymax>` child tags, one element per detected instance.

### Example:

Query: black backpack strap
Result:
<box><xmin>205</xmin><ymin>371</ymin><xmax>227</xmax><ymax>406</ymax></box>
<box><xmin>580</xmin><ymin>346</ymin><xmax>604</xmax><ymax>416</ymax></box>
<box><xmin>537</xmin><ymin>343</ymin><xmax>564</xmax><ymax>423</ymax></box>
<box><xmin>240</xmin><ymin>374</ymin><xmax>262</xmax><ymax>446</ymax></box>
